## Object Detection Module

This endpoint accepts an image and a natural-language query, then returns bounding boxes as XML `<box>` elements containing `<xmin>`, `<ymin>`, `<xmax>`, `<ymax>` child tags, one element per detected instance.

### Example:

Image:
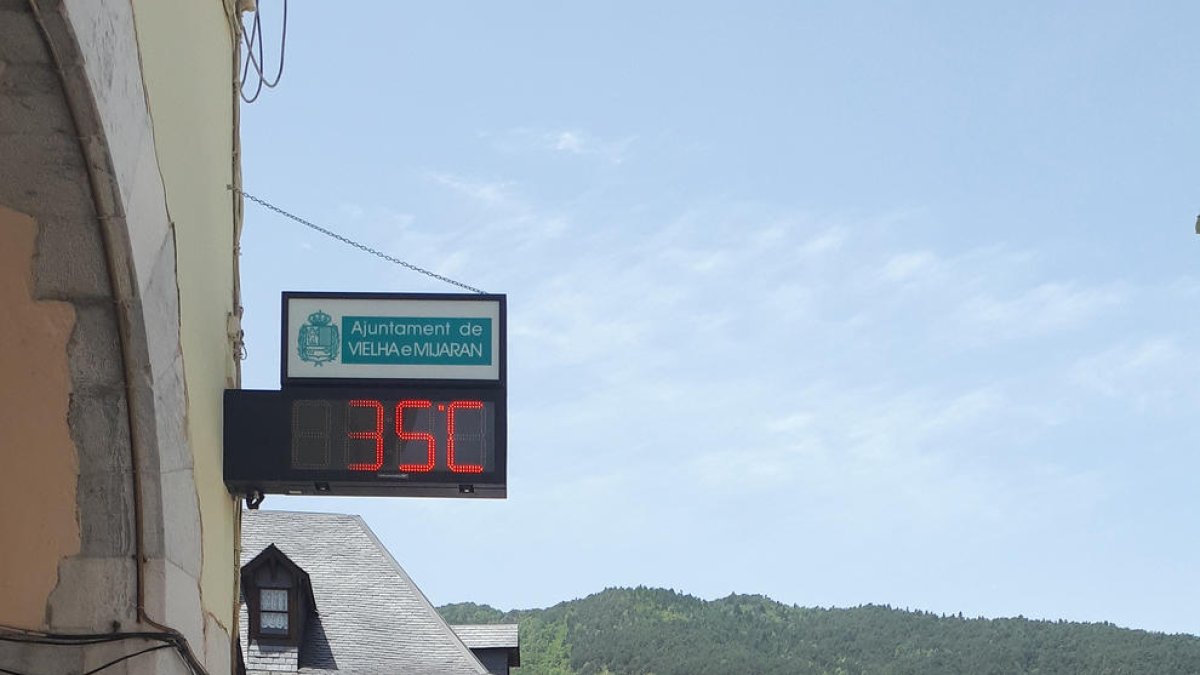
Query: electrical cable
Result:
<box><xmin>0</xmin><ymin>627</ymin><xmax>206</xmax><ymax>675</ymax></box>
<box><xmin>80</xmin><ymin>643</ymin><xmax>175</xmax><ymax>675</ymax></box>
<box><xmin>229</xmin><ymin>185</ymin><xmax>489</xmax><ymax>294</ymax></box>
<box><xmin>257</xmin><ymin>0</ymin><xmax>286</xmax><ymax>88</ymax></box>
<box><xmin>0</xmin><ymin>642</ymin><xmax>174</xmax><ymax>675</ymax></box>
<box><xmin>134</xmin><ymin>621</ymin><xmax>208</xmax><ymax>675</ymax></box>
<box><xmin>239</xmin><ymin>11</ymin><xmax>264</xmax><ymax>103</ymax></box>
<box><xmin>239</xmin><ymin>0</ymin><xmax>287</xmax><ymax>103</ymax></box>
<box><xmin>0</xmin><ymin>630</ymin><xmax>171</xmax><ymax>646</ymax></box>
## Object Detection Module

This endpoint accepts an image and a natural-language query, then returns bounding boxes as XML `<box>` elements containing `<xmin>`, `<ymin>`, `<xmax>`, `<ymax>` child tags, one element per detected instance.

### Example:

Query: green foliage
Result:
<box><xmin>440</xmin><ymin>601</ymin><xmax>506</xmax><ymax>624</ymax></box>
<box><xmin>440</xmin><ymin>588</ymin><xmax>1200</xmax><ymax>675</ymax></box>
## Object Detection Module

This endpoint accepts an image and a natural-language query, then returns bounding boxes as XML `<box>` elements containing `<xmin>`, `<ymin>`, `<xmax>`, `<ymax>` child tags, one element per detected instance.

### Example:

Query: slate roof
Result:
<box><xmin>240</xmin><ymin>510</ymin><xmax>490</xmax><ymax>675</ymax></box>
<box><xmin>450</xmin><ymin>625</ymin><xmax>519</xmax><ymax>650</ymax></box>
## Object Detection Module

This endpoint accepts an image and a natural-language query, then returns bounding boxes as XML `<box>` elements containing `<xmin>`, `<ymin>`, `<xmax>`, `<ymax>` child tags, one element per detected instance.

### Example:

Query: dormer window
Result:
<box><xmin>259</xmin><ymin>588</ymin><xmax>291</xmax><ymax>637</ymax></box>
<box><xmin>241</xmin><ymin>544</ymin><xmax>314</xmax><ymax>648</ymax></box>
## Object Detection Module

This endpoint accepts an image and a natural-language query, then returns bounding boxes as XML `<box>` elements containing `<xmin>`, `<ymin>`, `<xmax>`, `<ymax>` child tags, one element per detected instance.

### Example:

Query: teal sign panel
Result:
<box><xmin>340</xmin><ymin>316</ymin><xmax>493</xmax><ymax>366</ymax></box>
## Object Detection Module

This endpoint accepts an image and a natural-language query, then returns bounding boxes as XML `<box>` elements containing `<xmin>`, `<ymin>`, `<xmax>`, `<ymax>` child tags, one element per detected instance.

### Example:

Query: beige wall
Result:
<box><xmin>0</xmin><ymin>0</ymin><xmax>241</xmax><ymax>672</ymax></box>
<box><xmin>131</xmin><ymin>0</ymin><xmax>241</xmax><ymax>645</ymax></box>
<box><xmin>0</xmin><ymin>207</ymin><xmax>79</xmax><ymax>628</ymax></box>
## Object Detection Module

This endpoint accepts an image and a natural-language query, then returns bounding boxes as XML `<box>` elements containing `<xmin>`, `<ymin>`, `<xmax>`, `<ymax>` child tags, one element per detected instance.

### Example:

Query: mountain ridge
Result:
<box><xmin>440</xmin><ymin>586</ymin><xmax>1200</xmax><ymax>675</ymax></box>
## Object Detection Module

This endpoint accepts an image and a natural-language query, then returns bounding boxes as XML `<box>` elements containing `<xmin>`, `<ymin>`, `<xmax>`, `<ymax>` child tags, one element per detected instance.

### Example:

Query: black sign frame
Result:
<box><xmin>224</xmin><ymin>386</ymin><xmax>507</xmax><ymax>498</ymax></box>
<box><xmin>281</xmin><ymin>291</ymin><xmax>507</xmax><ymax>389</ymax></box>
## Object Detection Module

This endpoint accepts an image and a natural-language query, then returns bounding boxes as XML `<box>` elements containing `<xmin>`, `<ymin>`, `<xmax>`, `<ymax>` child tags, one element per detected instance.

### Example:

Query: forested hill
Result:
<box><xmin>440</xmin><ymin>587</ymin><xmax>1200</xmax><ymax>675</ymax></box>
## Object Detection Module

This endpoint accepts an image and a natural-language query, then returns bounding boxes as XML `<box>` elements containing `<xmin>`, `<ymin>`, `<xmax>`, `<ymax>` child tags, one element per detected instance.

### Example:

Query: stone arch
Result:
<box><xmin>1</xmin><ymin>0</ymin><xmax>214</xmax><ymax>673</ymax></box>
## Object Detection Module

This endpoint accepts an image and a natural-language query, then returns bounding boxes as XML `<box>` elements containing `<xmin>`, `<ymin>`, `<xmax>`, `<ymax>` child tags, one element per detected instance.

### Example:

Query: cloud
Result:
<box><xmin>1165</xmin><ymin>274</ymin><xmax>1200</xmax><ymax>299</ymax></box>
<box><xmin>956</xmin><ymin>281</ymin><xmax>1128</xmax><ymax>341</ymax></box>
<box><xmin>552</xmin><ymin>131</ymin><xmax>585</xmax><ymax>153</ymax></box>
<box><xmin>425</xmin><ymin>171</ymin><xmax>515</xmax><ymax>208</ymax></box>
<box><xmin>682</xmin><ymin>380</ymin><xmax>1083</xmax><ymax>533</ymax></box>
<box><xmin>798</xmin><ymin>227</ymin><xmax>847</xmax><ymax>256</ymax></box>
<box><xmin>546</xmin><ymin>129</ymin><xmax>634</xmax><ymax>164</ymax></box>
<box><xmin>482</xmin><ymin>127</ymin><xmax>635</xmax><ymax>164</ymax></box>
<box><xmin>419</xmin><ymin>170</ymin><xmax>572</xmax><ymax>256</ymax></box>
<box><xmin>1070</xmin><ymin>336</ymin><xmax>1198</xmax><ymax>411</ymax></box>
<box><xmin>880</xmin><ymin>250</ymin><xmax>938</xmax><ymax>283</ymax></box>
<box><xmin>337</xmin><ymin>203</ymin><xmax>365</xmax><ymax>220</ymax></box>
<box><xmin>339</xmin><ymin>180</ymin><xmax>1154</xmax><ymax>540</ymax></box>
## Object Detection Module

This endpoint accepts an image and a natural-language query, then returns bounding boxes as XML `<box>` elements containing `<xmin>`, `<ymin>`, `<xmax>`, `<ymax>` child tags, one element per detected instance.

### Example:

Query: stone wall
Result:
<box><xmin>0</xmin><ymin>1</ymin><xmax>238</xmax><ymax>673</ymax></box>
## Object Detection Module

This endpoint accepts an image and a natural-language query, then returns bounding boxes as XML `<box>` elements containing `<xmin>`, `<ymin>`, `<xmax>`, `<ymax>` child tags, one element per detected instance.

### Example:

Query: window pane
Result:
<box><xmin>261</xmin><ymin>588</ymin><xmax>288</xmax><ymax>612</ymax></box>
<box><xmin>261</xmin><ymin>611</ymin><xmax>288</xmax><ymax>633</ymax></box>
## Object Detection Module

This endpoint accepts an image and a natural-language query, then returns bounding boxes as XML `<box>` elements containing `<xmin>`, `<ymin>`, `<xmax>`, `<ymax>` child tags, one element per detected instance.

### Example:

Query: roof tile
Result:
<box><xmin>240</xmin><ymin>510</ymin><xmax>490</xmax><ymax>675</ymax></box>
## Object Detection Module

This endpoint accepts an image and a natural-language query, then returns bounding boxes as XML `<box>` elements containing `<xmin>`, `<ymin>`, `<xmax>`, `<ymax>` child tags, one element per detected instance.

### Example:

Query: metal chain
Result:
<box><xmin>229</xmin><ymin>185</ymin><xmax>486</xmax><ymax>294</ymax></box>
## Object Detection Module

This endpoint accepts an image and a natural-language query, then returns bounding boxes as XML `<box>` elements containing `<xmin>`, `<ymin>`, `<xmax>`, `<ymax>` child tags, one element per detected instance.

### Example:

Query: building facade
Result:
<box><xmin>240</xmin><ymin>510</ymin><xmax>520</xmax><ymax>675</ymax></box>
<box><xmin>0</xmin><ymin>0</ymin><xmax>243</xmax><ymax>673</ymax></box>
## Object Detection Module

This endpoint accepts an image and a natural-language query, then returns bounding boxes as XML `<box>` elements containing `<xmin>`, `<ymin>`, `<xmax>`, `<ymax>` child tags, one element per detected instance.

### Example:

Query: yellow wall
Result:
<box><xmin>130</xmin><ymin>0</ymin><xmax>240</xmax><ymax>636</ymax></box>
<box><xmin>0</xmin><ymin>207</ymin><xmax>80</xmax><ymax>628</ymax></box>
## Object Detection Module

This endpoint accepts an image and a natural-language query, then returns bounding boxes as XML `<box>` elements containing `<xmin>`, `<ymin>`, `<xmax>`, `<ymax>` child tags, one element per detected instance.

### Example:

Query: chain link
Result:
<box><xmin>230</xmin><ymin>186</ymin><xmax>486</xmax><ymax>294</ymax></box>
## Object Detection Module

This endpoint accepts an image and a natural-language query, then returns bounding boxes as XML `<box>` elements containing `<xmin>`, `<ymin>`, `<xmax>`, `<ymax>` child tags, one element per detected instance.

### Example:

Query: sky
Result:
<box><xmin>237</xmin><ymin>2</ymin><xmax>1200</xmax><ymax>636</ymax></box>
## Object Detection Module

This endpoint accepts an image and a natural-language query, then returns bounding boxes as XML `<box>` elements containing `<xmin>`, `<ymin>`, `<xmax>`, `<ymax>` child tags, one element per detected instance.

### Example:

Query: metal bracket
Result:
<box><xmin>245</xmin><ymin>490</ymin><xmax>265</xmax><ymax>510</ymax></box>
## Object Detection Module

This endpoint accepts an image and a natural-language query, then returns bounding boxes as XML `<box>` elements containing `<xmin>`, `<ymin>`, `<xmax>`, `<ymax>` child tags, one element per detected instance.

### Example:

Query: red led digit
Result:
<box><xmin>346</xmin><ymin>399</ymin><xmax>384</xmax><ymax>471</ymax></box>
<box><xmin>397</xmin><ymin>400</ymin><xmax>435</xmax><ymax>473</ymax></box>
<box><xmin>446</xmin><ymin>400</ymin><xmax>485</xmax><ymax>474</ymax></box>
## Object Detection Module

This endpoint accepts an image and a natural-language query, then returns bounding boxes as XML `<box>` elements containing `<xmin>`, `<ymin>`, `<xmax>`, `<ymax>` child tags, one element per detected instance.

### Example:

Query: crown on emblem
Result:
<box><xmin>307</xmin><ymin>310</ymin><xmax>332</xmax><ymax>326</ymax></box>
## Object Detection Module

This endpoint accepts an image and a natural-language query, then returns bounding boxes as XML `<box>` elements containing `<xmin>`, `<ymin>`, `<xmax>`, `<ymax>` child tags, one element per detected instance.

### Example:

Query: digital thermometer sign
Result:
<box><xmin>224</xmin><ymin>387</ymin><xmax>506</xmax><ymax>498</ymax></box>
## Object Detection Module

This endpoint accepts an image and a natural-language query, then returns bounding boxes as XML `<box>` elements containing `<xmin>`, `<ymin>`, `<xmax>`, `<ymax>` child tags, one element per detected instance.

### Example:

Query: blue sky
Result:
<box><xmin>238</xmin><ymin>2</ymin><xmax>1200</xmax><ymax>635</ymax></box>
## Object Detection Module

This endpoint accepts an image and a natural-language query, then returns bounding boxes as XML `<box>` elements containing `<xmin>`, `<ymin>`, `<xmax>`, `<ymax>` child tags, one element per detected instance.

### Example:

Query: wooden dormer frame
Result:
<box><xmin>241</xmin><ymin>544</ymin><xmax>315</xmax><ymax>646</ymax></box>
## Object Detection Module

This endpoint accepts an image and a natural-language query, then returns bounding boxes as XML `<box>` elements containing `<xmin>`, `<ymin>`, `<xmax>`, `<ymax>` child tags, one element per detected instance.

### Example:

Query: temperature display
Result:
<box><xmin>291</xmin><ymin>398</ymin><xmax>496</xmax><ymax>475</ymax></box>
<box><xmin>224</xmin><ymin>388</ymin><xmax>506</xmax><ymax>498</ymax></box>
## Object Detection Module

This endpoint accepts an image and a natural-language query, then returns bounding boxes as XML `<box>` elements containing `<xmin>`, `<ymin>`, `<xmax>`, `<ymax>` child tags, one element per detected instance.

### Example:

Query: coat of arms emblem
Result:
<box><xmin>297</xmin><ymin>310</ymin><xmax>339</xmax><ymax>366</ymax></box>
